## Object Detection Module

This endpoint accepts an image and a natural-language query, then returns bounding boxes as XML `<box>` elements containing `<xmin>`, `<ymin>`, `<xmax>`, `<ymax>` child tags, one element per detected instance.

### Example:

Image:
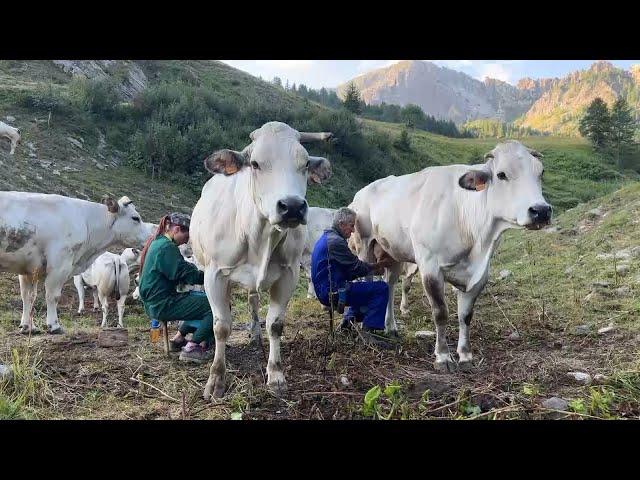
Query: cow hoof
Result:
<box><xmin>458</xmin><ymin>360</ymin><xmax>473</xmax><ymax>372</ymax></box>
<box><xmin>267</xmin><ymin>379</ymin><xmax>288</xmax><ymax>397</ymax></box>
<box><xmin>204</xmin><ymin>376</ymin><xmax>225</xmax><ymax>400</ymax></box>
<box><xmin>385</xmin><ymin>329</ymin><xmax>400</xmax><ymax>339</ymax></box>
<box><xmin>47</xmin><ymin>325</ymin><xmax>64</xmax><ymax>335</ymax></box>
<box><xmin>434</xmin><ymin>357</ymin><xmax>457</xmax><ymax>373</ymax></box>
<box><xmin>19</xmin><ymin>325</ymin><xmax>40</xmax><ymax>335</ymax></box>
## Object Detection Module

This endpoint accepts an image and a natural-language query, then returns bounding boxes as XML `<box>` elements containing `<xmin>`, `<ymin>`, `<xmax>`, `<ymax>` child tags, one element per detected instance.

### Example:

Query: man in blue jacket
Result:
<box><xmin>311</xmin><ymin>207</ymin><xmax>393</xmax><ymax>333</ymax></box>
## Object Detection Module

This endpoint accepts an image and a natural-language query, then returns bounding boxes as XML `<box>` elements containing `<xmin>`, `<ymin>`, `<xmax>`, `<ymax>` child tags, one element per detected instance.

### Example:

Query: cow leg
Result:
<box><xmin>18</xmin><ymin>274</ymin><xmax>38</xmax><ymax>334</ymax></box>
<box><xmin>400</xmin><ymin>264</ymin><xmax>419</xmax><ymax>316</ymax></box>
<box><xmin>44</xmin><ymin>263</ymin><xmax>73</xmax><ymax>334</ymax></box>
<box><xmin>98</xmin><ymin>291</ymin><xmax>109</xmax><ymax>328</ymax></box>
<box><xmin>264</xmin><ymin>268</ymin><xmax>297</xmax><ymax>394</ymax></box>
<box><xmin>10</xmin><ymin>139</ymin><xmax>16</xmax><ymax>155</ymax></box>
<box><xmin>92</xmin><ymin>289</ymin><xmax>100</xmax><ymax>311</ymax></box>
<box><xmin>400</xmin><ymin>274</ymin><xmax>412</xmax><ymax>316</ymax></box>
<box><xmin>116</xmin><ymin>295</ymin><xmax>126</xmax><ymax>328</ymax></box>
<box><xmin>247</xmin><ymin>291</ymin><xmax>262</xmax><ymax>346</ymax></box>
<box><xmin>306</xmin><ymin>273</ymin><xmax>317</xmax><ymax>299</ymax></box>
<box><xmin>203</xmin><ymin>267</ymin><xmax>231</xmax><ymax>400</ymax></box>
<box><xmin>456</xmin><ymin>273</ymin><xmax>486</xmax><ymax>371</ymax></box>
<box><xmin>420</xmin><ymin>268</ymin><xmax>455</xmax><ymax>372</ymax></box>
<box><xmin>383</xmin><ymin>262</ymin><xmax>402</xmax><ymax>335</ymax></box>
<box><xmin>73</xmin><ymin>275</ymin><xmax>85</xmax><ymax>314</ymax></box>
<box><xmin>301</xmin><ymin>258</ymin><xmax>316</xmax><ymax>299</ymax></box>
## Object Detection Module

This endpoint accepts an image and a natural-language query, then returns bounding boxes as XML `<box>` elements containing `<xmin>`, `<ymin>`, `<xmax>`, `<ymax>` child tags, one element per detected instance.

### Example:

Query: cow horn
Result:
<box><xmin>298</xmin><ymin>132</ymin><xmax>334</xmax><ymax>142</ymax></box>
<box><xmin>528</xmin><ymin>148</ymin><xmax>544</xmax><ymax>158</ymax></box>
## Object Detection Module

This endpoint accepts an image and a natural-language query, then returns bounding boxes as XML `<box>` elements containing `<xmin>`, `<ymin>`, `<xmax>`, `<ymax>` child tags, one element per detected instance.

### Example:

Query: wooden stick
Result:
<box><xmin>301</xmin><ymin>391</ymin><xmax>361</xmax><ymax>396</ymax></box>
<box><xmin>162</xmin><ymin>321</ymin><xmax>170</xmax><ymax>357</ymax></box>
<box><xmin>130</xmin><ymin>376</ymin><xmax>179</xmax><ymax>403</ymax></box>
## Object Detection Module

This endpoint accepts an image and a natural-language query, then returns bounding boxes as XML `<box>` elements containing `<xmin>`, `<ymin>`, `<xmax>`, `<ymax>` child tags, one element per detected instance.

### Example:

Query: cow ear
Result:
<box><xmin>528</xmin><ymin>148</ymin><xmax>543</xmax><ymax>159</ymax></box>
<box><xmin>204</xmin><ymin>149</ymin><xmax>247</xmax><ymax>175</ymax></box>
<box><xmin>458</xmin><ymin>169</ymin><xmax>491</xmax><ymax>192</ymax></box>
<box><xmin>101</xmin><ymin>195</ymin><xmax>120</xmax><ymax>213</ymax></box>
<box><xmin>307</xmin><ymin>156</ymin><xmax>332</xmax><ymax>185</ymax></box>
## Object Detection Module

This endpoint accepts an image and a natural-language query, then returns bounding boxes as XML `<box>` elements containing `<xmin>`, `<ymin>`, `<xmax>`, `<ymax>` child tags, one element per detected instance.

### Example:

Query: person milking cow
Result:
<box><xmin>138</xmin><ymin>213</ymin><xmax>214</xmax><ymax>364</ymax></box>
<box><xmin>311</xmin><ymin>207</ymin><xmax>395</xmax><ymax>345</ymax></box>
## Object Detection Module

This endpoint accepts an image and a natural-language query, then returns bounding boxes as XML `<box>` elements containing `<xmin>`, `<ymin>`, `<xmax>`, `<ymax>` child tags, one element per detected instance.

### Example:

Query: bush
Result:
<box><xmin>16</xmin><ymin>84</ymin><xmax>72</xmax><ymax>114</ymax></box>
<box><xmin>394</xmin><ymin>129</ymin><xmax>411</xmax><ymax>151</ymax></box>
<box><xmin>69</xmin><ymin>77</ymin><xmax>121</xmax><ymax>117</ymax></box>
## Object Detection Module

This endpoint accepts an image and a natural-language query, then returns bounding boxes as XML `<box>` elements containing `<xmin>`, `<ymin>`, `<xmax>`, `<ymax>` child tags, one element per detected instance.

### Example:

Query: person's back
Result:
<box><xmin>139</xmin><ymin>234</ymin><xmax>187</xmax><ymax>317</ymax></box>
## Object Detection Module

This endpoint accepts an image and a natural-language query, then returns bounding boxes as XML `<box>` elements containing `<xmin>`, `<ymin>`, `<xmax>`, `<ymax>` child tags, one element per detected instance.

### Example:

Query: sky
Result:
<box><xmin>221</xmin><ymin>60</ymin><xmax>640</xmax><ymax>89</ymax></box>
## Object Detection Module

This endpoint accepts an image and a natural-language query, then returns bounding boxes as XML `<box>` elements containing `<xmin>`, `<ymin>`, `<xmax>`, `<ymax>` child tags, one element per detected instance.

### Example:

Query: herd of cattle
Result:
<box><xmin>0</xmin><ymin>120</ymin><xmax>551</xmax><ymax>399</ymax></box>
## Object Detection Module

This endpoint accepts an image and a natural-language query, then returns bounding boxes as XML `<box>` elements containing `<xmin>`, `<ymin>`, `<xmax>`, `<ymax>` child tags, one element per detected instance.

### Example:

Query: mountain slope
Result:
<box><xmin>338</xmin><ymin>60</ymin><xmax>640</xmax><ymax>135</ymax></box>
<box><xmin>517</xmin><ymin>61</ymin><xmax>640</xmax><ymax>135</ymax></box>
<box><xmin>336</xmin><ymin>60</ymin><xmax>541</xmax><ymax>124</ymax></box>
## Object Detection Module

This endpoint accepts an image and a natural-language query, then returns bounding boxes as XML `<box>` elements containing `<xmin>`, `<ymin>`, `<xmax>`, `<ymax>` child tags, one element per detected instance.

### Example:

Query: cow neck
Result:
<box><xmin>457</xmin><ymin>190</ymin><xmax>512</xmax><ymax>291</ymax></box>
<box><xmin>89</xmin><ymin>206</ymin><xmax>119</xmax><ymax>250</ymax></box>
<box><xmin>240</xmin><ymin>170</ymin><xmax>288</xmax><ymax>290</ymax></box>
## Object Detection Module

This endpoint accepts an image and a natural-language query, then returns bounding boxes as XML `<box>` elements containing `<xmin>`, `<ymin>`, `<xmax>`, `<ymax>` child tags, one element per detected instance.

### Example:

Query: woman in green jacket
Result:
<box><xmin>138</xmin><ymin>212</ymin><xmax>214</xmax><ymax>364</ymax></box>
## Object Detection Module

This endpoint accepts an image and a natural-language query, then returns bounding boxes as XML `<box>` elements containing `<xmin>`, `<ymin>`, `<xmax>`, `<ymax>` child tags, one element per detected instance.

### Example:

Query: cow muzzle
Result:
<box><xmin>526</xmin><ymin>203</ymin><xmax>552</xmax><ymax>229</ymax></box>
<box><xmin>275</xmin><ymin>196</ymin><xmax>308</xmax><ymax>228</ymax></box>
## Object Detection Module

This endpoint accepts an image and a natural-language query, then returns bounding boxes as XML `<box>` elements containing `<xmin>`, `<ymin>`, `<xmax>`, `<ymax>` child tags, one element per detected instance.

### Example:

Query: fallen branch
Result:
<box><xmin>488</xmin><ymin>288</ymin><xmax>518</xmax><ymax>333</ymax></box>
<box><xmin>300</xmin><ymin>391</ymin><xmax>361</xmax><ymax>396</ymax></box>
<box><xmin>464</xmin><ymin>405</ymin><xmax>523</xmax><ymax>420</ymax></box>
<box><xmin>130</xmin><ymin>376</ymin><xmax>179</xmax><ymax>403</ymax></box>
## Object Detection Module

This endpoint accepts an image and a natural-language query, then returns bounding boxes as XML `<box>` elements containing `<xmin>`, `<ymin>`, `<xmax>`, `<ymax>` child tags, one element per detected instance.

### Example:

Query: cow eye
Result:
<box><xmin>251</xmin><ymin>161</ymin><xmax>260</xmax><ymax>170</ymax></box>
<box><xmin>497</xmin><ymin>172</ymin><xmax>508</xmax><ymax>181</ymax></box>
<box><xmin>541</xmin><ymin>169</ymin><xmax>545</xmax><ymax>178</ymax></box>
<box><xmin>305</xmin><ymin>160</ymin><xmax>310</xmax><ymax>169</ymax></box>
<box><xmin>132</xmin><ymin>216</ymin><xmax>141</xmax><ymax>223</ymax></box>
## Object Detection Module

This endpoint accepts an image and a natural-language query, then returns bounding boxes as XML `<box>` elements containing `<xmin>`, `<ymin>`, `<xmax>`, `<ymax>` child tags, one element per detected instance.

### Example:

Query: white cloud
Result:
<box><xmin>476</xmin><ymin>62</ymin><xmax>514</xmax><ymax>83</ymax></box>
<box><xmin>254</xmin><ymin>60</ymin><xmax>315</xmax><ymax>71</ymax></box>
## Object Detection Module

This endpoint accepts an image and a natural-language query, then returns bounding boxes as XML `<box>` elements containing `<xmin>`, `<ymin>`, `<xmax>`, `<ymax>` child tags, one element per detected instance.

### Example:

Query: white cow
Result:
<box><xmin>0</xmin><ymin>121</ymin><xmax>21</xmax><ymax>155</ymax></box>
<box><xmin>191</xmin><ymin>121</ymin><xmax>332</xmax><ymax>399</ymax></box>
<box><xmin>120</xmin><ymin>247</ymin><xmax>141</xmax><ymax>270</ymax></box>
<box><xmin>0</xmin><ymin>193</ymin><xmax>154</xmax><ymax>334</ymax></box>
<box><xmin>73</xmin><ymin>251</ymin><xmax>130</xmax><ymax>327</ymax></box>
<box><xmin>349</xmin><ymin>140</ymin><xmax>551</xmax><ymax>372</ymax></box>
<box><xmin>301</xmin><ymin>207</ymin><xmax>335</xmax><ymax>299</ymax></box>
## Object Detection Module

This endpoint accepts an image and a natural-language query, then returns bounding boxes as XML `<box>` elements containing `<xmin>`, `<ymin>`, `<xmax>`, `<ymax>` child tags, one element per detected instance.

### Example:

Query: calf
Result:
<box><xmin>73</xmin><ymin>251</ymin><xmax>130</xmax><ymax>327</ymax></box>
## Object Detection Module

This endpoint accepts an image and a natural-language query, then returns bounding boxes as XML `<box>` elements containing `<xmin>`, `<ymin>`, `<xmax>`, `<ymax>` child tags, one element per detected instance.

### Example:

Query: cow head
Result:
<box><xmin>203</xmin><ymin>122</ymin><xmax>332</xmax><ymax>229</ymax></box>
<box><xmin>102</xmin><ymin>196</ymin><xmax>154</xmax><ymax>246</ymax></box>
<box><xmin>458</xmin><ymin>140</ymin><xmax>552</xmax><ymax>230</ymax></box>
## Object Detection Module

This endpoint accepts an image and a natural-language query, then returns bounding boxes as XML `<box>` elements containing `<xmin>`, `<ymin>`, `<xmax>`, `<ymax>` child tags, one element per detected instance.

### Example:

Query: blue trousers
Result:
<box><xmin>342</xmin><ymin>281</ymin><xmax>389</xmax><ymax>330</ymax></box>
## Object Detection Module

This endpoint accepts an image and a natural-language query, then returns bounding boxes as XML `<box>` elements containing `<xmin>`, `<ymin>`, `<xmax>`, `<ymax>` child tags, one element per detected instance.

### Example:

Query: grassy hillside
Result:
<box><xmin>3</xmin><ymin>60</ymin><xmax>633</xmax><ymax>215</ymax></box>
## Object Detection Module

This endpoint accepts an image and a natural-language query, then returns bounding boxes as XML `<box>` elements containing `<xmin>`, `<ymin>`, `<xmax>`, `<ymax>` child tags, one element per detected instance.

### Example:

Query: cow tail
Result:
<box><xmin>114</xmin><ymin>259</ymin><xmax>121</xmax><ymax>301</ymax></box>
